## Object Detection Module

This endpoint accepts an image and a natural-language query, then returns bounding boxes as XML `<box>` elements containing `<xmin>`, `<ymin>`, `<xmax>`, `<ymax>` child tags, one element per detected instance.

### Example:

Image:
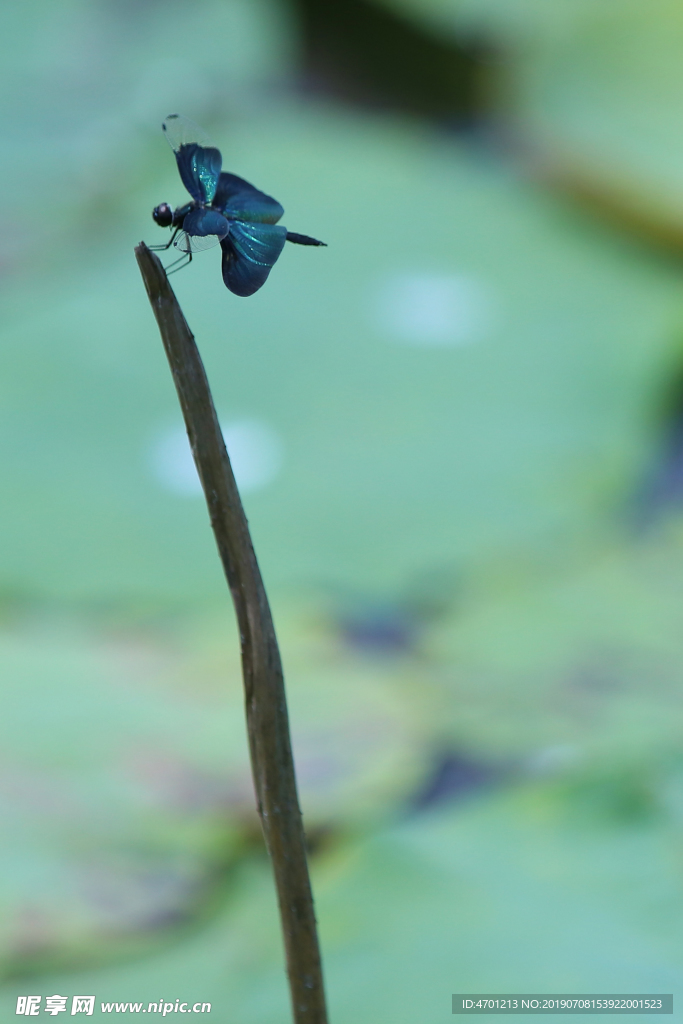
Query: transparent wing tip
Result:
<box><xmin>162</xmin><ymin>113</ymin><xmax>211</xmax><ymax>152</ymax></box>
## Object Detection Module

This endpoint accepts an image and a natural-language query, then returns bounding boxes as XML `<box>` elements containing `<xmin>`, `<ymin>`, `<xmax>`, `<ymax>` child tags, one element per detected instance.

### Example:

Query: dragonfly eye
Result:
<box><xmin>153</xmin><ymin>203</ymin><xmax>173</xmax><ymax>227</ymax></box>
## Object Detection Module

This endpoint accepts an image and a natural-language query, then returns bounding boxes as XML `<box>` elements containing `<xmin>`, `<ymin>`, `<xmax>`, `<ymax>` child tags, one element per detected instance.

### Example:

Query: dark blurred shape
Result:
<box><xmin>337</xmin><ymin>568</ymin><xmax>459</xmax><ymax>655</ymax></box>
<box><xmin>304</xmin><ymin>824</ymin><xmax>336</xmax><ymax>857</ymax></box>
<box><xmin>411</xmin><ymin>750</ymin><xmax>498</xmax><ymax>811</ymax></box>
<box><xmin>634</xmin><ymin>359</ymin><xmax>683</xmax><ymax>527</ymax></box>
<box><xmin>290</xmin><ymin>0</ymin><xmax>495</xmax><ymax>127</ymax></box>
<box><xmin>341</xmin><ymin>606</ymin><xmax>416</xmax><ymax>654</ymax></box>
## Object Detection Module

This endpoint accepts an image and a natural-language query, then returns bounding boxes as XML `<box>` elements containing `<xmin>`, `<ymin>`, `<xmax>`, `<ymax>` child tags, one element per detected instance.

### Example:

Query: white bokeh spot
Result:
<box><xmin>375</xmin><ymin>271</ymin><xmax>494</xmax><ymax>347</ymax></box>
<box><xmin>150</xmin><ymin>418</ymin><xmax>283</xmax><ymax>496</ymax></box>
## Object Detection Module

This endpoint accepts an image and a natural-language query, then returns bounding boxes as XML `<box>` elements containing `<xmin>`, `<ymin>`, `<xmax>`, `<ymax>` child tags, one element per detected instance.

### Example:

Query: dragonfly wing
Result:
<box><xmin>162</xmin><ymin>113</ymin><xmax>211</xmax><ymax>150</ymax></box>
<box><xmin>221</xmin><ymin>221</ymin><xmax>287</xmax><ymax>296</ymax></box>
<box><xmin>174</xmin><ymin>144</ymin><xmax>222</xmax><ymax>205</ymax></box>
<box><xmin>213</xmin><ymin>172</ymin><xmax>284</xmax><ymax>224</ymax></box>
<box><xmin>174</xmin><ymin>208</ymin><xmax>229</xmax><ymax>253</ymax></box>
<box><xmin>162</xmin><ymin>115</ymin><xmax>222</xmax><ymax>205</ymax></box>
<box><xmin>175</xmin><ymin>232</ymin><xmax>222</xmax><ymax>253</ymax></box>
<box><xmin>182</xmin><ymin>207</ymin><xmax>229</xmax><ymax>237</ymax></box>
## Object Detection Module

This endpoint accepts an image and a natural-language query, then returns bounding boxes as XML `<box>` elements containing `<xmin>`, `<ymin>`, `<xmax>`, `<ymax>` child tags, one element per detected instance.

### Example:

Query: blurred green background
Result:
<box><xmin>3</xmin><ymin>0</ymin><xmax>683</xmax><ymax>1018</ymax></box>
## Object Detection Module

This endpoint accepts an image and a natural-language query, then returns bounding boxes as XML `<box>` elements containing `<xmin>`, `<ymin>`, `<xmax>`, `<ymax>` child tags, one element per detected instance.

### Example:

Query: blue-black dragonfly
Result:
<box><xmin>150</xmin><ymin>114</ymin><xmax>325</xmax><ymax>296</ymax></box>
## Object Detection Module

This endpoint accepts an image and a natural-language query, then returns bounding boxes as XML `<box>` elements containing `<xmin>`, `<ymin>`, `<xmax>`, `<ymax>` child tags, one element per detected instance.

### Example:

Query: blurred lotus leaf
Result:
<box><xmin>0</xmin><ymin>599</ymin><xmax>436</xmax><ymax>976</ymax></box>
<box><xmin>376</xmin><ymin>0</ymin><xmax>683</xmax><ymax>246</ymax></box>
<box><xmin>424</xmin><ymin>528</ymin><xmax>683</xmax><ymax>766</ymax></box>
<box><xmin>8</xmin><ymin>780</ymin><xmax>683</xmax><ymax>1020</ymax></box>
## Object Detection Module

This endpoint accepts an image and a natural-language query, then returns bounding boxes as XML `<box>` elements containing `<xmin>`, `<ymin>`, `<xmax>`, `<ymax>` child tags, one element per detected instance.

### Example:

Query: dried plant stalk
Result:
<box><xmin>135</xmin><ymin>242</ymin><xmax>328</xmax><ymax>1024</ymax></box>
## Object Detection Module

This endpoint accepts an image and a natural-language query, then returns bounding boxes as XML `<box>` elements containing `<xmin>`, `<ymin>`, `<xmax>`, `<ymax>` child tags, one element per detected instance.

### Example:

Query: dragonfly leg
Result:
<box><xmin>148</xmin><ymin>227</ymin><xmax>182</xmax><ymax>252</ymax></box>
<box><xmin>166</xmin><ymin>251</ymin><xmax>193</xmax><ymax>276</ymax></box>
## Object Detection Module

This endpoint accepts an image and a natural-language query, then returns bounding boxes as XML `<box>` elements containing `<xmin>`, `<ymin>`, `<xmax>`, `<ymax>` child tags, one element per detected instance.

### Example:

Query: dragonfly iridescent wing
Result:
<box><xmin>213</xmin><ymin>172</ymin><xmax>284</xmax><ymax>224</ymax></box>
<box><xmin>221</xmin><ymin>221</ymin><xmax>287</xmax><ymax>296</ymax></box>
<box><xmin>162</xmin><ymin>114</ymin><xmax>222</xmax><ymax>206</ymax></box>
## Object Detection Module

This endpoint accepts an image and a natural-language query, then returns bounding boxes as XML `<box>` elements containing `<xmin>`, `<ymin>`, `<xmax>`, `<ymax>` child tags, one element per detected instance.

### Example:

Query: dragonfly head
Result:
<box><xmin>152</xmin><ymin>202</ymin><xmax>173</xmax><ymax>228</ymax></box>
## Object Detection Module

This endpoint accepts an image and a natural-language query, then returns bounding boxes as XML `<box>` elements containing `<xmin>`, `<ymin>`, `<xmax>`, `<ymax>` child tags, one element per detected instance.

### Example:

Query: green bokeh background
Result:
<box><xmin>3</xmin><ymin>1</ymin><xmax>683</xmax><ymax>1020</ymax></box>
